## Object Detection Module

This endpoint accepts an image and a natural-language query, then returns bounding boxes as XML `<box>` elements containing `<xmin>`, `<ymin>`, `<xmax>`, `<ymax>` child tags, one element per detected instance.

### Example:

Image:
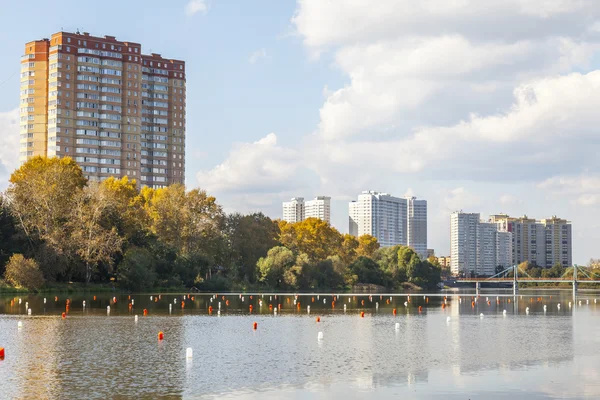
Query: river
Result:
<box><xmin>1</xmin><ymin>290</ymin><xmax>599</xmax><ymax>399</ymax></box>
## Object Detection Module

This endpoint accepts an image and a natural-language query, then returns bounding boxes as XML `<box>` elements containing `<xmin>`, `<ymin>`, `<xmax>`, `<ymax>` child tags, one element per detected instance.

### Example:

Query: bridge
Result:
<box><xmin>456</xmin><ymin>265</ymin><xmax>600</xmax><ymax>296</ymax></box>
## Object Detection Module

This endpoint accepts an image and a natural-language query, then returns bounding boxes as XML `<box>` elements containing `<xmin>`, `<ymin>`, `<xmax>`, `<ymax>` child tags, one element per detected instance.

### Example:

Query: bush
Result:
<box><xmin>117</xmin><ymin>248</ymin><xmax>157</xmax><ymax>291</ymax></box>
<box><xmin>4</xmin><ymin>254</ymin><xmax>45</xmax><ymax>291</ymax></box>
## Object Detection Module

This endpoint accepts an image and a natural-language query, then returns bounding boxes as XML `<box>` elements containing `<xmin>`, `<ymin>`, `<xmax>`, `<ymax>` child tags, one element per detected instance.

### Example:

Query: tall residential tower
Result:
<box><xmin>20</xmin><ymin>31</ymin><xmax>186</xmax><ymax>187</ymax></box>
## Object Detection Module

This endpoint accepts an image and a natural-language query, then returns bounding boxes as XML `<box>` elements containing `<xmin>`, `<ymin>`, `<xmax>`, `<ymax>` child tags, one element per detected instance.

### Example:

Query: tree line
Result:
<box><xmin>0</xmin><ymin>157</ymin><xmax>442</xmax><ymax>292</ymax></box>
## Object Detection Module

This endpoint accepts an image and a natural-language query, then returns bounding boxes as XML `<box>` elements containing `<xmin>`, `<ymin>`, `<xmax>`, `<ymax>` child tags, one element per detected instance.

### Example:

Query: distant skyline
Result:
<box><xmin>1</xmin><ymin>1</ymin><xmax>600</xmax><ymax>263</ymax></box>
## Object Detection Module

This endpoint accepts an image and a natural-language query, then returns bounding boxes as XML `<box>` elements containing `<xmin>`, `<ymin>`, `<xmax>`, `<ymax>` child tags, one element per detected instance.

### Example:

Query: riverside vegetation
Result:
<box><xmin>0</xmin><ymin>157</ymin><xmax>442</xmax><ymax>293</ymax></box>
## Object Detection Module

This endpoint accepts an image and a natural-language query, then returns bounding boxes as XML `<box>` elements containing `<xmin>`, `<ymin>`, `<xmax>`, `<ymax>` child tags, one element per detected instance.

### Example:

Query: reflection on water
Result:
<box><xmin>1</xmin><ymin>290</ymin><xmax>599</xmax><ymax>399</ymax></box>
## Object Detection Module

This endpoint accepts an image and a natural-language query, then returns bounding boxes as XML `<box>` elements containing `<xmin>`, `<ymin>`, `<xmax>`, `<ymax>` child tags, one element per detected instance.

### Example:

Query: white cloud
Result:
<box><xmin>185</xmin><ymin>0</ymin><xmax>208</xmax><ymax>16</ymax></box>
<box><xmin>443</xmin><ymin>187</ymin><xmax>481</xmax><ymax>213</ymax></box>
<box><xmin>499</xmin><ymin>194</ymin><xmax>517</xmax><ymax>205</ymax></box>
<box><xmin>0</xmin><ymin>108</ymin><xmax>20</xmax><ymax>189</ymax></box>
<box><xmin>196</xmin><ymin>133</ymin><xmax>304</xmax><ymax>194</ymax></box>
<box><xmin>538</xmin><ymin>175</ymin><xmax>600</xmax><ymax>206</ymax></box>
<box><xmin>248</xmin><ymin>48</ymin><xmax>267</xmax><ymax>64</ymax></box>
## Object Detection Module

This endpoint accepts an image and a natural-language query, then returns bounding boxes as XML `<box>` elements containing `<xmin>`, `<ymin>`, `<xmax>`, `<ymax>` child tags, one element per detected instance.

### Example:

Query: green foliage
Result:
<box><xmin>257</xmin><ymin>246</ymin><xmax>296</xmax><ymax>288</ymax></box>
<box><xmin>349</xmin><ymin>256</ymin><xmax>387</xmax><ymax>286</ymax></box>
<box><xmin>4</xmin><ymin>254</ymin><xmax>45</xmax><ymax>291</ymax></box>
<box><xmin>117</xmin><ymin>248</ymin><xmax>157</xmax><ymax>291</ymax></box>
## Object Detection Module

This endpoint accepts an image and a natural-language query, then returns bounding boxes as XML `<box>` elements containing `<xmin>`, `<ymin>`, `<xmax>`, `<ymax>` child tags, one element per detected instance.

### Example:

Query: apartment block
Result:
<box><xmin>19</xmin><ymin>31</ymin><xmax>186</xmax><ymax>187</ymax></box>
<box><xmin>490</xmin><ymin>214</ymin><xmax>572</xmax><ymax>268</ymax></box>
<box><xmin>450</xmin><ymin>212</ymin><xmax>513</xmax><ymax>276</ymax></box>
<box><xmin>282</xmin><ymin>197</ymin><xmax>305</xmax><ymax>223</ymax></box>
<box><xmin>348</xmin><ymin>191</ymin><xmax>427</xmax><ymax>258</ymax></box>
<box><xmin>305</xmin><ymin>196</ymin><xmax>331</xmax><ymax>224</ymax></box>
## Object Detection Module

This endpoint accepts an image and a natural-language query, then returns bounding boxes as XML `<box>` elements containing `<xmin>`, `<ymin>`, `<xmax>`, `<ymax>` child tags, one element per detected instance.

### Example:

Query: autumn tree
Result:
<box><xmin>340</xmin><ymin>234</ymin><xmax>359</xmax><ymax>264</ymax></box>
<box><xmin>4</xmin><ymin>254</ymin><xmax>44</xmax><ymax>291</ymax></box>
<box><xmin>278</xmin><ymin>218</ymin><xmax>343</xmax><ymax>262</ymax></box>
<box><xmin>356</xmin><ymin>235</ymin><xmax>379</xmax><ymax>258</ymax></box>
<box><xmin>67</xmin><ymin>184</ymin><xmax>123</xmax><ymax>283</ymax></box>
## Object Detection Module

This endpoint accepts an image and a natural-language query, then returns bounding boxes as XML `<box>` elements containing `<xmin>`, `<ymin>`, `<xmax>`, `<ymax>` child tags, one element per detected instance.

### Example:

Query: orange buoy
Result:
<box><xmin>93</xmin><ymin>296</ymin><xmax>96</xmax><ymax>301</ymax></box>
<box><xmin>331</xmin><ymin>301</ymin><xmax>335</xmax><ymax>308</ymax></box>
<box><xmin>316</xmin><ymin>316</ymin><xmax>321</xmax><ymax>323</ymax></box>
<box><xmin>181</xmin><ymin>301</ymin><xmax>185</xmax><ymax>309</ymax></box>
<box><xmin>66</xmin><ymin>299</ymin><xmax>70</xmax><ymax>305</ymax></box>
<box><xmin>158</xmin><ymin>331</ymin><xmax>164</xmax><ymax>341</ymax></box>
<box><xmin>471</xmin><ymin>301</ymin><xmax>475</xmax><ymax>307</ymax></box>
<box><xmin>187</xmin><ymin>294</ymin><xmax>190</xmax><ymax>299</ymax></box>
<box><xmin>297</xmin><ymin>302</ymin><xmax>301</xmax><ymax>309</ymax></box>
<box><xmin>55</xmin><ymin>296</ymin><xmax>58</xmax><ymax>302</ymax></box>
<box><xmin>360</xmin><ymin>311</ymin><xmax>365</xmax><ymax>318</ymax></box>
<box><xmin>442</xmin><ymin>304</ymin><xmax>446</xmax><ymax>309</ymax></box>
<box><xmin>386</xmin><ymin>299</ymin><xmax>390</xmax><ymax>305</ymax></box>
<box><xmin>226</xmin><ymin>300</ymin><xmax>229</xmax><ymax>306</ymax></box>
<box><xmin>61</xmin><ymin>312</ymin><xmax>66</xmax><ymax>319</ymax></box>
<box><xmin>287</xmin><ymin>298</ymin><xmax>290</xmax><ymax>304</ymax></box>
<box><xmin>508</xmin><ymin>299</ymin><xmax>511</xmax><ymax>303</ymax></box>
<box><xmin>154</xmin><ymin>297</ymin><xmax>158</xmax><ymax>303</ymax></box>
<box><xmin>128</xmin><ymin>295</ymin><xmax>131</xmax><ymax>300</ymax></box>
<box><xmin>143</xmin><ymin>309</ymin><xmax>148</xmax><ymax>316</ymax></box>
<box><xmin>222</xmin><ymin>296</ymin><xmax>225</xmax><ymax>301</ymax></box>
<box><xmin>487</xmin><ymin>301</ymin><xmax>491</xmax><ymax>305</ymax></box>
<box><xmin>0</xmin><ymin>347</ymin><xmax>4</xmax><ymax>359</ymax></box>
<box><xmin>129</xmin><ymin>303</ymin><xmax>133</xmax><ymax>310</ymax></box>
<box><xmin>312</xmin><ymin>297</ymin><xmax>314</xmax><ymax>303</ymax></box>
<box><xmin>361</xmin><ymin>300</ymin><xmax>364</xmax><ymax>306</ymax></box>
<box><xmin>269</xmin><ymin>304</ymin><xmax>273</xmax><ymax>310</ymax></box>
<box><xmin>278</xmin><ymin>304</ymin><xmax>281</xmax><ymax>310</ymax></box>
<box><xmin>426</xmin><ymin>297</ymin><xmax>429</xmax><ymax>303</ymax></box>
<box><xmin>253</xmin><ymin>322</ymin><xmax>258</xmax><ymax>330</ymax></box>
<box><xmin>208</xmin><ymin>306</ymin><xmax>213</xmax><ymax>313</ymax></box>
<box><xmin>393</xmin><ymin>308</ymin><xmax>397</xmax><ymax>315</ymax></box>
<box><xmin>10</xmin><ymin>300</ymin><xmax>13</xmax><ymax>306</ymax></box>
<box><xmin>65</xmin><ymin>305</ymin><xmax>70</xmax><ymax>313</ymax></box>
<box><xmin>250</xmin><ymin>295</ymin><xmax>253</xmax><ymax>300</ymax></box>
<box><xmin>418</xmin><ymin>306</ymin><xmax>422</xmax><ymax>312</ymax></box>
<box><xmin>249</xmin><ymin>305</ymin><xmax>253</xmax><ymax>312</ymax></box>
<box><xmin>191</xmin><ymin>296</ymin><xmax>195</xmax><ymax>301</ymax></box>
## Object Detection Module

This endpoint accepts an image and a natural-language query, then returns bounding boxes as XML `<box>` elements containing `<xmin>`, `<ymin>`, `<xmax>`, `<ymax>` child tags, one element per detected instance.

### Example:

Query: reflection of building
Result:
<box><xmin>450</xmin><ymin>212</ymin><xmax>512</xmax><ymax>276</ymax></box>
<box><xmin>20</xmin><ymin>31</ymin><xmax>186</xmax><ymax>187</ymax></box>
<box><xmin>490</xmin><ymin>214</ymin><xmax>572</xmax><ymax>267</ymax></box>
<box><xmin>349</xmin><ymin>191</ymin><xmax>427</xmax><ymax>258</ymax></box>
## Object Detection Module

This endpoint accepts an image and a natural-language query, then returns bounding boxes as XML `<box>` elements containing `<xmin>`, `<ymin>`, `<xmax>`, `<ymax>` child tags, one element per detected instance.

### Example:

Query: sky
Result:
<box><xmin>1</xmin><ymin>0</ymin><xmax>600</xmax><ymax>264</ymax></box>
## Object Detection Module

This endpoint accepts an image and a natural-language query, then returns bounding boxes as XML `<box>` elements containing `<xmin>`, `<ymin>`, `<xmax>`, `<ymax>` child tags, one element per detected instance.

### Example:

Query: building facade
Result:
<box><xmin>305</xmin><ymin>196</ymin><xmax>331</xmax><ymax>224</ymax></box>
<box><xmin>20</xmin><ymin>31</ymin><xmax>186</xmax><ymax>187</ymax></box>
<box><xmin>490</xmin><ymin>214</ymin><xmax>572</xmax><ymax>268</ymax></box>
<box><xmin>282</xmin><ymin>197</ymin><xmax>304</xmax><ymax>223</ymax></box>
<box><xmin>348</xmin><ymin>191</ymin><xmax>427</xmax><ymax>258</ymax></box>
<box><xmin>450</xmin><ymin>212</ymin><xmax>513</xmax><ymax>276</ymax></box>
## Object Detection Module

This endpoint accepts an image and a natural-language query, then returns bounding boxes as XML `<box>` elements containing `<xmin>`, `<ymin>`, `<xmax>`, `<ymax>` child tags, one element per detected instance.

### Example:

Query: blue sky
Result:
<box><xmin>1</xmin><ymin>0</ymin><xmax>600</xmax><ymax>263</ymax></box>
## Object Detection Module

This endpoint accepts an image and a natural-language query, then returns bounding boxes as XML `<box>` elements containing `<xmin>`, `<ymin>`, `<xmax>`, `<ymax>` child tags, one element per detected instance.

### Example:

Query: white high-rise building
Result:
<box><xmin>348</xmin><ymin>191</ymin><xmax>427</xmax><ymax>256</ymax></box>
<box><xmin>305</xmin><ymin>196</ymin><xmax>331</xmax><ymax>224</ymax></box>
<box><xmin>451</xmin><ymin>212</ymin><xmax>513</xmax><ymax>276</ymax></box>
<box><xmin>406</xmin><ymin>197</ymin><xmax>428</xmax><ymax>259</ymax></box>
<box><xmin>282</xmin><ymin>197</ymin><xmax>304</xmax><ymax>223</ymax></box>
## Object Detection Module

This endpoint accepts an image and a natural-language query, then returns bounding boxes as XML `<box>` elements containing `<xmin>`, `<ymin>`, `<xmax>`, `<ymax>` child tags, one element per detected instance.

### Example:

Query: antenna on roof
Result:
<box><xmin>76</xmin><ymin>28</ymin><xmax>80</xmax><ymax>34</ymax></box>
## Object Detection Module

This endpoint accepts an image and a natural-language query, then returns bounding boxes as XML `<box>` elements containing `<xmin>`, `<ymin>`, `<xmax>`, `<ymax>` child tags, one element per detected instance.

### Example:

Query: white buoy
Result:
<box><xmin>446</xmin><ymin>316</ymin><xmax>451</xmax><ymax>323</ymax></box>
<box><xmin>19</xmin><ymin>298</ymin><xmax>22</xmax><ymax>305</ymax></box>
<box><xmin>543</xmin><ymin>305</ymin><xmax>547</xmax><ymax>311</ymax></box>
<box><xmin>186</xmin><ymin>348</ymin><xmax>193</xmax><ymax>359</ymax></box>
<box><xmin>293</xmin><ymin>299</ymin><xmax>297</xmax><ymax>305</ymax></box>
<box><xmin>595</xmin><ymin>299</ymin><xmax>597</xmax><ymax>304</ymax></box>
<box><xmin>150</xmin><ymin>296</ymin><xmax>153</xmax><ymax>300</ymax></box>
<box><xmin>217</xmin><ymin>310</ymin><xmax>221</xmax><ymax>316</ymax></box>
<box><xmin>317</xmin><ymin>295</ymin><xmax>319</xmax><ymax>300</ymax></box>
<box><xmin>423</xmin><ymin>295</ymin><xmax>426</xmax><ymax>299</ymax></box>
<box><xmin>459</xmin><ymin>298</ymin><xmax>462</xmax><ymax>304</ymax></box>
<box><xmin>83</xmin><ymin>301</ymin><xmax>86</xmax><ymax>307</ymax></box>
<box><xmin>390</xmin><ymin>296</ymin><xmax>392</xmax><ymax>301</ymax></box>
<box><xmin>307</xmin><ymin>305</ymin><xmax>310</xmax><ymax>313</ymax></box>
<box><xmin>274</xmin><ymin>309</ymin><xmax>277</xmax><ymax>315</ymax></box>
<box><xmin>318</xmin><ymin>332</ymin><xmax>324</xmax><ymax>340</ymax></box>
<box><xmin>174</xmin><ymin>298</ymin><xmax>177</xmax><ymax>304</ymax></box>
<box><xmin>242</xmin><ymin>296</ymin><xmax>244</xmax><ymax>302</ymax></box>
<box><xmin>134</xmin><ymin>315</ymin><xmax>138</xmax><ymax>322</ymax></box>
<box><xmin>557</xmin><ymin>303</ymin><xmax>561</xmax><ymax>309</ymax></box>
<box><xmin>486</xmin><ymin>297</ymin><xmax>489</xmax><ymax>301</ymax></box>
<box><xmin>107</xmin><ymin>306</ymin><xmax>110</xmax><ymax>314</ymax></box>
<box><xmin>395</xmin><ymin>322</ymin><xmax>400</xmax><ymax>330</ymax></box>
<box><xmin>270</xmin><ymin>296</ymin><xmax>272</xmax><ymax>301</ymax></box>
<box><xmin>569</xmin><ymin>302</ymin><xmax>572</xmax><ymax>307</ymax></box>
<box><xmin>503</xmin><ymin>310</ymin><xmax>507</xmax><ymax>315</ymax></box>
<box><xmin>348</xmin><ymin>298</ymin><xmax>351</xmax><ymax>303</ymax></box>
<box><xmin>376</xmin><ymin>302</ymin><xmax>379</xmax><ymax>309</ymax></box>
<box><xmin>25</xmin><ymin>302</ymin><xmax>28</xmax><ymax>309</ymax></box>
<box><xmin>526</xmin><ymin>307</ymin><xmax>529</xmax><ymax>313</ymax></box>
<box><xmin>218</xmin><ymin>302</ymin><xmax>221</xmax><ymax>310</ymax></box>
<box><xmin>169</xmin><ymin>304</ymin><xmax>172</xmax><ymax>313</ymax></box>
<box><xmin>44</xmin><ymin>298</ymin><xmax>47</xmax><ymax>304</ymax></box>
<box><xmin>344</xmin><ymin>304</ymin><xmax>347</xmax><ymax>312</ymax></box>
<box><xmin>579</xmin><ymin>301</ymin><xmax>582</xmax><ymax>306</ymax></box>
<box><xmin>404</xmin><ymin>301</ymin><xmax>408</xmax><ymax>307</ymax></box>
<box><xmin>587</xmin><ymin>300</ymin><xmax>589</xmax><ymax>304</ymax></box>
<box><xmin>131</xmin><ymin>299</ymin><xmax>134</xmax><ymax>306</ymax></box>
<box><xmin>323</xmin><ymin>299</ymin><xmax>326</xmax><ymax>304</ymax></box>
<box><xmin>480</xmin><ymin>313</ymin><xmax>484</xmax><ymax>318</ymax></box>
<box><xmin>27</xmin><ymin>309</ymin><xmax>31</xmax><ymax>315</ymax></box>
<box><xmin>18</xmin><ymin>321</ymin><xmax>23</xmax><ymax>328</ymax></box>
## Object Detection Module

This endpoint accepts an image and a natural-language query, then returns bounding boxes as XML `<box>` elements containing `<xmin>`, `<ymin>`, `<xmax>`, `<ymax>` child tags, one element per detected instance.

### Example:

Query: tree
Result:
<box><xmin>349</xmin><ymin>256</ymin><xmax>387</xmax><ymax>286</ymax></box>
<box><xmin>340</xmin><ymin>234</ymin><xmax>359</xmax><ymax>264</ymax></box>
<box><xmin>4</xmin><ymin>254</ymin><xmax>44</xmax><ymax>291</ymax></box>
<box><xmin>278</xmin><ymin>218</ymin><xmax>343</xmax><ymax>262</ymax></box>
<box><xmin>0</xmin><ymin>195</ymin><xmax>24</xmax><ymax>275</ymax></box>
<box><xmin>67</xmin><ymin>184</ymin><xmax>123</xmax><ymax>283</ymax></box>
<box><xmin>223</xmin><ymin>212</ymin><xmax>279</xmax><ymax>283</ymax></box>
<box><xmin>357</xmin><ymin>235</ymin><xmax>380</xmax><ymax>258</ymax></box>
<box><xmin>257</xmin><ymin>246</ymin><xmax>295</xmax><ymax>288</ymax></box>
<box><xmin>118</xmin><ymin>248</ymin><xmax>157</xmax><ymax>291</ymax></box>
<box><xmin>374</xmin><ymin>245</ymin><xmax>406</xmax><ymax>284</ymax></box>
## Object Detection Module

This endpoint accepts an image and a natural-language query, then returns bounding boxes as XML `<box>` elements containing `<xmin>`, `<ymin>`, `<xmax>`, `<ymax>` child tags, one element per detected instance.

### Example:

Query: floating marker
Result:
<box><xmin>25</xmin><ymin>302</ymin><xmax>28</xmax><ymax>309</ymax></box>
<box><xmin>186</xmin><ymin>348</ymin><xmax>193</xmax><ymax>359</ymax></box>
<box><xmin>18</xmin><ymin>299</ymin><xmax>21</xmax><ymax>305</ymax></box>
<box><xmin>44</xmin><ymin>298</ymin><xmax>47</xmax><ymax>304</ymax></box>
<box><xmin>158</xmin><ymin>331</ymin><xmax>164</xmax><ymax>341</ymax></box>
<box><xmin>83</xmin><ymin>301</ymin><xmax>86</xmax><ymax>307</ymax></box>
<box><xmin>360</xmin><ymin>311</ymin><xmax>365</xmax><ymax>318</ymax></box>
<box><xmin>318</xmin><ymin>332</ymin><xmax>324</xmax><ymax>340</ymax></box>
<box><xmin>150</xmin><ymin>296</ymin><xmax>153</xmax><ymax>301</ymax></box>
<box><xmin>404</xmin><ymin>302</ymin><xmax>408</xmax><ymax>307</ymax></box>
<box><xmin>316</xmin><ymin>316</ymin><xmax>320</xmax><ymax>323</ymax></box>
<box><xmin>376</xmin><ymin>302</ymin><xmax>379</xmax><ymax>309</ymax></box>
<box><xmin>169</xmin><ymin>304</ymin><xmax>172</xmax><ymax>313</ymax></box>
<box><xmin>393</xmin><ymin>308</ymin><xmax>397</xmax><ymax>316</ymax></box>
<box><xmin>143</xmin><ymin>309</ymin><xmax>148</xmax><ymax>316</ymax></box>
<box><xmin>395</xmin><ymin>322</ymin><xmax>400</xmax><ymax>330</ymax></box>
<box><xmin>579</xmin><ymin>301</ymin><xmax>582</xmax><ymax>306</ymax></box>
<box><xmin>503</xmin><ymin>310</ymin><xmax>507</xmax><ymax>315</ymax></box>
<box><xmin>526</xmin><ymin>307</ymin><xmax>529</xmax><ymax>313</ymax></box>
<box><xmin>480</xmin><ymin>313</ymin><xmax>484</xmax><ymax>318</ymax></box>
<box><xmin>131</xmin><ymin>299</ymin><xmax>134</xmax><ymax>306</ymax></box>
<box><xmin>61</xmin><ymin>312</ymin><xmax>66</xmax><ymax>319</ymax></box>
<box><xmin>107</xmin><ymin>306</ymin><xmax>110</xmax><ymax>314</ymax></box>
<box><xmin>343</xmin><ymin>304</ymin><xmax>347</xmax><ymax>312</ymax></box>
<box><xmin>307</xmin><ymin>305</ymin><xmax>310</xmax><ymax>313</ymax></box>
<box><xmin>543</xmin><ymin>305</ymin><xmax>547</xmax><ymax>312</ymax></box>
<box><xmin>174</xmin><ymin>299</ymin><xmax>177</xmax><ymax>304</ymax></box>
<box><xmin>27</xmin><ymin>309</ymin><xmax>31</xmax><ymax>316</ymax></box>
<box><xmin>0</xmin><ymin>347</ymin><xmax>4</xmax><ymax>359</ymax></box>
<box><xmin>569</xmin><ymin>302</ymin><xmax>572</xmax><ymax>307</ymax></box>
<box><xmin>446</xmin><ymin>317</ymin><xmax>451</xmax><ymax>323</ymax></box>
<box><xmin>323</xmin><ymin>299</ymin><xmax>326</xmax><ymax>304</ymax></box>
<box><xmin>253</xmin><ymin>322</ymin><xmax>257</xmax><ymax>330</ymax></box>
<box><xmin>134</xmin><ymin>315</ymin><xmax>138</xmax><ymax>323</ymax></box>
<box><xmin>18</xmin><ymin>321</ymin><xmax>23</xmax><ymax>329</ymax></box>
<box><xmin>557</xmin><ymin>303</ymin><xmax>561</xmax><ymax>309</ymax></box>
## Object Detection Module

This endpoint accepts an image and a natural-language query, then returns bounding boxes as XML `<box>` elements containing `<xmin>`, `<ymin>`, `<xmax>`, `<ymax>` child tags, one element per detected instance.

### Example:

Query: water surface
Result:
<box><xmin>1</xmin><ymin>290</ymin><xmax>599</xmax><ymax>399</ymax></box>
